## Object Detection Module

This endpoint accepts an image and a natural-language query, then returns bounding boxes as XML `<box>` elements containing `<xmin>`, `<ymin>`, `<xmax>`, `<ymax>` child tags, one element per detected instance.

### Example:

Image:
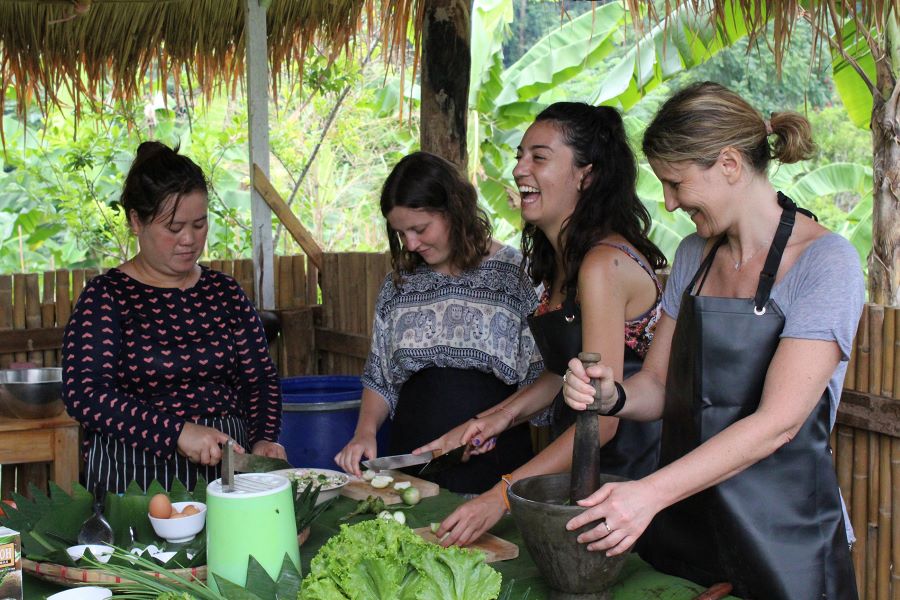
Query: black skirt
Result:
<box><xmin>389</xmin><ymin>367</ymin><xmax>533</xmax><ymax>494</ymax></box>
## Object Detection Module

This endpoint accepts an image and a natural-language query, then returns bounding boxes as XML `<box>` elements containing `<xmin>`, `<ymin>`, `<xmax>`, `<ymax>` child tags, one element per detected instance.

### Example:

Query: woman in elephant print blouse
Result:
<box><xmin>334</xmin><ymin>151</ymin><xmax>542</xmax><ymax>494</ymax></box>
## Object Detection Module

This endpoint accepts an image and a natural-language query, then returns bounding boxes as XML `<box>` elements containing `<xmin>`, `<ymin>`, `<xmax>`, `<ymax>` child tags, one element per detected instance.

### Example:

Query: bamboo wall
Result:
<box><xmin>1</xmin><ymin>255</ymin><xmax>899</xmax><ymax>598</ymax></box>
<box><xmin>834</xmin><ymin>304</ymin><xmax>900</xmax><ymax>600</ymax></box>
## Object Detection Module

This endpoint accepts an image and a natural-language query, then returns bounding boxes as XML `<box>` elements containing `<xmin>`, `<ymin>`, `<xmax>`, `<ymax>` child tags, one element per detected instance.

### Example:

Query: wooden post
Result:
<box><xmin>245</xmin><ymin>0</ymin><xmax>275</xmax><ymax>309</ymax></box>
<box><xmin>420</xmin><ymin>0</ymin><xmax>473</xmax><ymax>171</ymax></box>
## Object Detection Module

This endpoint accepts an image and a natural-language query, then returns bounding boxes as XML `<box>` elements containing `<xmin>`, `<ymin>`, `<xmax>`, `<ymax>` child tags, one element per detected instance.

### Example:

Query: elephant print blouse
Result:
<box><xmin>61</xmin><ymin>266</ymin><xmax>283</xmax><ymax>459</ymax></box>
<box><xmin>363</xmin><ymin>244</ymin><xmax>543</xmax><ymax>416</ymax></box>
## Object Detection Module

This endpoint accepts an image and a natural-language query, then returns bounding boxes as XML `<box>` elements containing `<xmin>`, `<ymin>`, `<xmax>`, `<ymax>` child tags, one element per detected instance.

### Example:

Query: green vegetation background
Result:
<box><xmin>0</xmin><ymin>1</ymin><xmax>872</xmax><ymax>275</ymax></box>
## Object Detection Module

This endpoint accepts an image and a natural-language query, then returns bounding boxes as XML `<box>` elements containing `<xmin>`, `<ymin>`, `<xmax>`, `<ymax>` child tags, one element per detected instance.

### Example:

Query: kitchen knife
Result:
<box><xmin>362</xmin><ymin>451</ymin><xmax>433</xmax><ymax>471</ymax></box>
<box><xmin>362</xmin><ymin>445</ymin><xmax>467</xmax><ymax>473</ymax></box>
<box><xmin>222</xmin><ymin>441</ymin><xmax>294</xmax><ymax>474</ymax></box>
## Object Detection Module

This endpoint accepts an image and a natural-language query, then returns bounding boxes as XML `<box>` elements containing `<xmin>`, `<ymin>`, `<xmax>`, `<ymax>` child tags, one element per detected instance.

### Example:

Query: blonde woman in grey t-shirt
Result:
<box><xmin>562</xmin><ymin>82</ymin><xmax>863</xmax><ymax>600</ymax></box>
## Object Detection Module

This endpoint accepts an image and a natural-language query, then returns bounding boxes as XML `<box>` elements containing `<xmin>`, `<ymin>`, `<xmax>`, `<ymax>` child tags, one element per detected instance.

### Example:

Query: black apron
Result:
<box><xmin>389</xmin><ymin>367</ymin><xmax>533</xmax><ymax>494</ymax></box>
<box><xmin>527</xmin><ymin>286</ymin><xmax>660</xmax><ymax>480</ymax></box>
<box><xmin>641</xmin><ymin>193</ymin><xmax>857</xmax><ymax>599</ymax></box>
<box><xmin>85</xmin><ymin>414</ymin><xmax>247</xmax><ymax>493</ymax></box>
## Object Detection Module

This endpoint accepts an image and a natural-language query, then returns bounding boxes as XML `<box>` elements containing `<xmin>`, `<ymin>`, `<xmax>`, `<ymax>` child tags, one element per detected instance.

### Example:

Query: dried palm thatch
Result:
<box><xmin>0</xmin><ymin>0</ymin><xmax>422</xmax><ymax>119</ymax></box>
<box><xmin>649</xmin><ymin>0</ymin><xmax>897</xmax><ymax>84</ymax></box>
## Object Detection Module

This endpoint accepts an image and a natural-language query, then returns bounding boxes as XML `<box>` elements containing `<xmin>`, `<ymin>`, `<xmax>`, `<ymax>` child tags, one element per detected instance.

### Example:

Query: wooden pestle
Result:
<box><xmin>570</xmin><ymin>351</ymin><xmax>603</xmax><ymax>503</ymax></box>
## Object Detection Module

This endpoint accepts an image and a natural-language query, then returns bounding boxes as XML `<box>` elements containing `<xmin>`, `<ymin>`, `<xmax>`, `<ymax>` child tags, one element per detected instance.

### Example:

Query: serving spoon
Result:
<box><xmin>77</xmin><ymin>485</ymin><xmax>114</xmax><ymax>545</ymax></box>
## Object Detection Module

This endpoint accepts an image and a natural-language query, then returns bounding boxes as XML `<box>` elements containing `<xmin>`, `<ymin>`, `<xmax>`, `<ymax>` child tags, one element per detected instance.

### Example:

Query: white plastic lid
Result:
<box><xmin>207</xmin><ymin>473</ymin><xmax>290</xmax><ymax>498</ymax></box>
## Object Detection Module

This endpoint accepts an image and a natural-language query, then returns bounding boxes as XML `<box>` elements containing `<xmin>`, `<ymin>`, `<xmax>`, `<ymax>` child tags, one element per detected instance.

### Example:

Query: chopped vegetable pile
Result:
<box><xmin>288</xmin><ymin>469</ymin><xmax>349</xmax><ymax>491</ymax></box>
<box><xmin>300</xmin><ymin>518</ymin><xmax>502</xmax><ymax>600</ymax></box>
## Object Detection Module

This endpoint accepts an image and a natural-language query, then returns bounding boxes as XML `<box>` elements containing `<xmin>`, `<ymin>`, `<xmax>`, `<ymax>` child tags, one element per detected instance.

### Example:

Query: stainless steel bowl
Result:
<box><xmin>0</xmin><ymin>367</ymin><xmax>65</xmax><ymax>419</ymax></box>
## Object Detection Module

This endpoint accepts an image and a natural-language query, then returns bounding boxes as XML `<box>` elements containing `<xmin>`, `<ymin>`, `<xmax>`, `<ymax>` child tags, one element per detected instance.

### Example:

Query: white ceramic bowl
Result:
<box><xmin>148</xmin><ymin>501</ymin><xmax>207</xmax><ymax>543</ymax></box>
<box><xmin>65</xmin><ymin>544</ymin><xmax>113</xmax><ymax>564</ymax></box>
<box><xmin>273</xmin><ymin>468</ymin><xmax>350</xmax><ymax>505</ymax></box>
<box><xmin>47</xmin><ymin>586</ymin><xmax>112</xmax><ymax>600</ymax></box>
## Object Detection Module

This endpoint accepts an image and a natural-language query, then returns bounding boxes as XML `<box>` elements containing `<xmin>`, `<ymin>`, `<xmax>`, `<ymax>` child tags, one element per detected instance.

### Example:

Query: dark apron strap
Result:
<box><xmin>691</xmin><ymin>192</ymin><xmax>810</xmax><ymax>312</ymax></box>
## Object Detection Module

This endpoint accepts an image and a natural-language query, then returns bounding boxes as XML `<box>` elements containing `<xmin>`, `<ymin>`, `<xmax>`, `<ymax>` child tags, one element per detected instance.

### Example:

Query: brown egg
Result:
<box><xmin>181</xmin><ymin>505</ymin><xmax>200</xmax><ymax>516</ymax></box>
<box><xmin>169</xmin><ymin>511</ymin><xmax>188</xmax><ymax>519</ymax></box>
<box><xmin>148</xmin><ymin>494</ymin><xmax>172</xmax><ymax>519</ymax></box>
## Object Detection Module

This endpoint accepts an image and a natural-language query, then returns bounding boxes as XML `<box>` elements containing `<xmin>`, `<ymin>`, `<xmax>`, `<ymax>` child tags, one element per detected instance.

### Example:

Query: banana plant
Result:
<box><xmin>466</xmin><ymin>0</ymin><xmax>754</xmax><ymax>241</ymax></box>
<box><xmin>770</xmin><ymin>161</ymin><xmax>873</xmax><ymax>266</ymax></box>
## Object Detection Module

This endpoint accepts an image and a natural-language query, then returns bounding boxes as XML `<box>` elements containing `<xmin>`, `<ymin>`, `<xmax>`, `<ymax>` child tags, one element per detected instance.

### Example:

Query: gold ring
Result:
<box><xmin>603</xmin><ymin>520</ymin><xmax>612</xmax><ymax>534</ymax></box>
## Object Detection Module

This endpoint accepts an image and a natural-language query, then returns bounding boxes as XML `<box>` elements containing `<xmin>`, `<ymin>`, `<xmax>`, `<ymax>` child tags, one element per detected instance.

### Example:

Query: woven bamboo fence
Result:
<box><xmin>1</xmin><ymin>255</ymin><xmax>899</xmax><ymax>597</ymax></box>
<box><xmin>833</xmin><ymin>304</ymin><xmax>900</xmax><ymax>600</ymax></box>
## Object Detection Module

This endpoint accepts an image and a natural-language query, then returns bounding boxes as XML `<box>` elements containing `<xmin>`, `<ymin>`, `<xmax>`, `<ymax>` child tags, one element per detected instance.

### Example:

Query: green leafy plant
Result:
<box><xmin>291</xmin><ymin>480</ymin><xmax>336</xmax><ymax>533</ymax></box>
<box><xmin>90</xmin><ymin>549</ymin><xmax>302</xmax><ymax>600</ymax></box>
<box><xmin>0</xmin><ymin>480</ymin><xmax>206</xmax><ymax>568</ymax></box>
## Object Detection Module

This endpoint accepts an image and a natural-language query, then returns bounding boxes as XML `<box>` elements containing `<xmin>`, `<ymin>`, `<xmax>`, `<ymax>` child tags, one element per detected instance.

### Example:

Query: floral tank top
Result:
<box><xmin>533</xmin><ymin>242</ymin><xmax>662</xmax><ymax>358</ymax></box>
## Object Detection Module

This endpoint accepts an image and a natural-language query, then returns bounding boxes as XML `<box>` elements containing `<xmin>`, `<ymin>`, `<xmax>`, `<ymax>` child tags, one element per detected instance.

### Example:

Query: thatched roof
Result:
<box><xmin>0</xmin><ymin>0</ymin><xmax>421</xmax><ymax>117</ymax></box>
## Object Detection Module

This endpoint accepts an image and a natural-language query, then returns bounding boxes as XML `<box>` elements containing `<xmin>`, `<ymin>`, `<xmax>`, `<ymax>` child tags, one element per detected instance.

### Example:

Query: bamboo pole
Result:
<box><xmin>891</xmin><ymin>438</ymin><xmax>900</xmax><ymax>600</ymax></box>
<box><xmin>870</xmin><ymin>305</ymin><xmax>884</xmax><ymax>396</ymax></box>
<box><xmin>277</xmin><ymin>255</ymin><xmax>293</xmax><ymax>310</ymax></box>
<box><xmin>0</xmin><ymin>275</ymin><xmax>11</xmax><ymax>368</ymax></box>
<box><xmin>306</xmin><ymin>259</ymin><xmax>318</xmax><ymax>307</ymax></box>
<box><xmin>55</xmin><ymin>269</ymin><xmax>71</xmax><ymax>327</ymax></box>
<box><xmin>71</xmin><ymin>270</ymin><xmax>86</xmax><ymax>303</ymax></box>
<box><xmin>868</xmin><ymin>431</ymin><xmax>880</xmax><ymax>599</ymax></box>
<box><xmin>12</xmin><ymin>274</ymin><xmax>26</xmax><ymax>364</ymax></box>
<box><xmin>856</xmin><ymin>305</ymin><xmax>871</xmax><ymax>393</ymax></box>
<box><xmin>321</xmin><ymin>253</ymin><xmax>339</xmax><ymax>375</ymax></box>
<box><xmin>884</xmin><ymin>307</ymin><xmax>895</xmax><ymax>399</ymax></box>
<box><xmin>848</xmin><ymin>337</ymin><xmax>858</xmax><ymax>390</ymax></box>
<box><xmin>24</xmin><ymin>274</ymin><xmax>40</xmax><ymax>365</ymax></box>
<box><xmin>878</xmin><ymin>435</ymin><xmax>891</xmax><ymax>600</ymax></box>
<box><xmin>894</xmin><ymin>310</ymin><xmax>900</xmax><ymax>401</ymax></box>
<box><xmin>853</xmin><ymin>429</ymin><xmax>869</xmax><ymax>595</ymax></box>
<box><xmin>291</xmin><ymin>254</ymin><xmax>306</xmax><ymax>308</ymax></box>
<box><xmin>838</xmin><ymin>424</ymin><xmax>855</xmax><ymax>522</ymax></box>
<box><xmin>238</xmin><ymin>259</ymin><xmax>254</xmax><ymax>305</ymax></box>
<box><xmin>41</xmin><ymin>271</ymin><xmax>55</xmax><ymax>367</ymax></box>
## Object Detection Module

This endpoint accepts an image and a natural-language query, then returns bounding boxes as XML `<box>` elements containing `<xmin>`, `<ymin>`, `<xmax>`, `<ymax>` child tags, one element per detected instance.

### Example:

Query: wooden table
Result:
<box><xmin>0</xmin><ymin>413</ymin><xmax>79</xmax><ymax>496</ymax></box>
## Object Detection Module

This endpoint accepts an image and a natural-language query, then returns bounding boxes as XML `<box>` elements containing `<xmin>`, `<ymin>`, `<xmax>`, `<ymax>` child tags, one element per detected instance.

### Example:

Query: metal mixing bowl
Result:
<box><xmin>0</xmin><ymin>367</ymin><xmax>65</xmax><ymax>419</ymax></box>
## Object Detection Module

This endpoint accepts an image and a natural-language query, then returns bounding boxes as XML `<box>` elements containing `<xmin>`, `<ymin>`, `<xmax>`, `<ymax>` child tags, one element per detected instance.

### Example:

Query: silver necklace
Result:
<box><xmin>732</xmin><ymin>239</ymin><xmax>770</xmax><ymax>270</ymax></box>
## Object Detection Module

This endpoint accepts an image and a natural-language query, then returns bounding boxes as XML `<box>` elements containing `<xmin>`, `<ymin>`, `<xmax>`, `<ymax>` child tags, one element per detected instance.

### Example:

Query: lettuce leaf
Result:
<box><xmin>414</xmin><ymin>546</ymin><xmax>502</xmax><ymax>600</ymax></box>
<box><xmin>300</xmin><ymin>519</ymin><xmax>501</xmax><ymax>600</ymax></box>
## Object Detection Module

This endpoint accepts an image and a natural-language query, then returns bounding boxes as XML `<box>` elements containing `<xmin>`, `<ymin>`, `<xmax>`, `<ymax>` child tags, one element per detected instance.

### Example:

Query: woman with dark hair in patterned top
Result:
<box><xmin>334</xmin><ymin>151</ymin><xmax>543</xmax><ymax>495</ymax></box>
<box><xmin>62</xmin><ymin>141</ymin><xmax>284</xmax><ymax>493</ymax></box>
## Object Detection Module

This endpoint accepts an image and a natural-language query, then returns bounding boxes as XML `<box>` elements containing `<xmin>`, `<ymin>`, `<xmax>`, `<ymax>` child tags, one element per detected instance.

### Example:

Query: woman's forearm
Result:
<box><xmin>480</xmin><ymin>372</ymin><xmax>562</xmax><ymax>425</ymax></box>
<box><xmin>354</xmin><ymin>388</ymin><xmax>390</xmax><ymax>436</ymax></box>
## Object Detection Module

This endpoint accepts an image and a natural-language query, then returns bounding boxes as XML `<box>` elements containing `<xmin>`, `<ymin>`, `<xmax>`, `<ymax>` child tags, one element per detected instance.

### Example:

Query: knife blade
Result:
<box><xmin>362</xmin><ymin>445</ymin><xmax>468</xmax><ymax>473</ymax></box>
<box><xmin>224</xmin><ymin>444</ymin><xmax>294</xmax><ymax>473</ymax></box>
<box><xmin>418</xmin><ymin>444</ymin><xmax>467</xmax><ymax>475</ymax></box>
<box><xmin>362</xmin><ymin>451</ymin><xmax>434</xmax><ymax>471</ymax></box>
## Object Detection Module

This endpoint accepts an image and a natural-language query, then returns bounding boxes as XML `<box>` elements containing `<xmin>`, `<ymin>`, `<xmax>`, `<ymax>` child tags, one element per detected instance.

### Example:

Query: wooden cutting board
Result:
<box><xmin>412</xmin><ymin>527</ymin><xmax>519</xmax><ymax>563</ymax></box>
<box><xmin>341</xmin><ymin>470</ymin><xmax>440</xmax><ymax>505</ymax></box>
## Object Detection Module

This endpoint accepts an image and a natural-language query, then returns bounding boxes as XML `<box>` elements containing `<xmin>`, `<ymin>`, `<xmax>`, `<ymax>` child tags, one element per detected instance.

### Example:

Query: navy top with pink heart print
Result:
<box><xmin>62</xmin><ymin>266</ymin><xmax>282</xmax><ymax>461</ymax></box>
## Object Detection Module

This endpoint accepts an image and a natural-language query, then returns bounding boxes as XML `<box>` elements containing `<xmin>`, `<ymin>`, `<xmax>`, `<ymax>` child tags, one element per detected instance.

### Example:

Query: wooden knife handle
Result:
<box><xmin>693</xmin><ymin>583</ymin><xmax>733</xmax><ymax>600</ymax></box>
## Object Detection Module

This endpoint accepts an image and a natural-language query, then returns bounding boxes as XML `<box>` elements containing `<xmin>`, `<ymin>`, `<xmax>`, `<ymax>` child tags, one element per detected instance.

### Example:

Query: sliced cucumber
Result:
<box><xmin>370</xmin><ymin>475</ymin><xmax>394</xmax><ymax>489</ymax></box>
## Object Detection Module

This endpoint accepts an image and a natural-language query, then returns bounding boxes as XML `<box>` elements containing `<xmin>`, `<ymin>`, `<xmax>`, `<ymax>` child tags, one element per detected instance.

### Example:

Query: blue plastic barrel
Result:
<box><xmin>278</xmin><ymin>375</ymin><xmax>390</xmax><ymax>470</ymax></box>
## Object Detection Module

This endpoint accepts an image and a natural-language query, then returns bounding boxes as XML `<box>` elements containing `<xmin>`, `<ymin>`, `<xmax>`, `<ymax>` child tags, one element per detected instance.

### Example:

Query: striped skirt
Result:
<box><xmin>84</xmin><ymin>415</ymin><xmax>247</xmax><ymax>493</ymax></box>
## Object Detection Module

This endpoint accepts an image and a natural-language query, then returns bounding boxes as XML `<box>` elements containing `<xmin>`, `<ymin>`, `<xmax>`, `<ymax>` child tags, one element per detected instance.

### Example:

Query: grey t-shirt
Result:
<box><xmin>662</xmin><ymin>232</ymin><xmax>865</xmax><ymax>428</ymax></box>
